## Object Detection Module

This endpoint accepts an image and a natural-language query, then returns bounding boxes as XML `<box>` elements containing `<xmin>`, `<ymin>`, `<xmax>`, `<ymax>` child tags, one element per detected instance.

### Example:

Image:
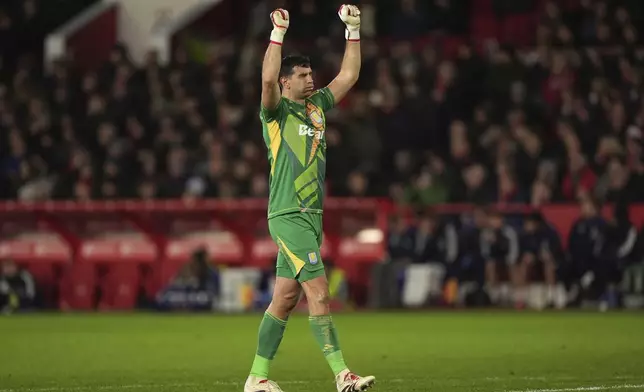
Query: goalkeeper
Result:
<box><xmin>244</xmin><ymin>4</ymin><xmax>375</xmax><ymax>392</ymax></box>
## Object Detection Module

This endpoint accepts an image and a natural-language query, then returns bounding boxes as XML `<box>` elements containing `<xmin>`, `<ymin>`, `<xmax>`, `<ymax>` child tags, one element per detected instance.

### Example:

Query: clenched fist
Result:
<box><xmin>270</xmin><ymin>9</ymin><xmax>289</xmax><ymax>45</ymax></box>
<box><xmin>338</xmin><ymin>4</ymin><xmax>361</xmax><ymax>41</ymax></box>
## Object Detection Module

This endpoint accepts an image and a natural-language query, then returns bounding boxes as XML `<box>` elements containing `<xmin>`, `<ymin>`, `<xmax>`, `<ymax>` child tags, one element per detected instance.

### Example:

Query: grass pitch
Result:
<box><xmin>1</xmin><ymin>312</ymin><xmax>643</xmax><ymax>392</ymax></box>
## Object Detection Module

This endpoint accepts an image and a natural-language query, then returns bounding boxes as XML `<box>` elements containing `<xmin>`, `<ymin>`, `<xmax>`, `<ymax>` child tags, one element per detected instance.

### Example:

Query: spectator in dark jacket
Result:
<box><xmin>567</xmin><ymin>195</ymin><xmax>607</xmax><ymax>298</ymax></box>
<box><xmin>390</xmin><ymin>0</ymin><xmax>428</xmax><ymax>40</ymax></box>
<box><xmin>452</xmin><ymin>205</ymin><xmax>489</xmax><ymax>285</ymax></box>
<box><xmin>482</xmin><ymin>209</ymin><xmax>519</xmax><ymax>304</ymax></box>
<box><xmin>386</xmin><ymin>213</ymin><xmax>412</xmax><ymax>262</ymax></box>
<box><xmin>597</xmin><ymin>203</ymin><xmax>638</xmax><ymax>308</ymax></box>
<box><xmin>517</xmin><ymin>213</ymin><xmax>564</xmax><ymax>308</ymax></box>
<box><xmin>607</xmin><ymin>204</ymin><xmax>639</xmax><ymax>267</ymax></box>
<box><xmin>156</xmin><ymin>248</ymin><xmax>219</xmax><ymax>311</ymax></box>
<box><xmin>454</xmin><ymin>164</ymin><xmax>495</xmax><ymax>203</ymax></box>
<box><xmin>0</xmin><ymin>259</ymin><xmax>36</xmax><ymax>313</ymax></box>
<box><xmin>406</xmin><ymin>209</ymin><xmax>458</xmax><ymax>265</ymax></box>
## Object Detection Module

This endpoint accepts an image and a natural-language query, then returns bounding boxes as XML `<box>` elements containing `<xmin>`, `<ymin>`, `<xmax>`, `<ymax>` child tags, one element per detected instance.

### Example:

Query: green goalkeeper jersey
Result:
<box><xmin>260</xmin><ymin>87</ymin><xmax>335</xmax><ymax>219</ymax></box>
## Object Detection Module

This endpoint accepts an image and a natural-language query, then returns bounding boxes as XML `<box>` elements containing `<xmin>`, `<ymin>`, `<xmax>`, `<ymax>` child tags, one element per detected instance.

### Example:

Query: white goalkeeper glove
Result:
<box><xmin>269</xmin><ymin>8</ymin><xmax>289</xmax><ymax>45</ymax></box>
<box><xmin>338</xmin><ymin>4</ymin><xmax>361</xmax><ymax>41</ymax></box>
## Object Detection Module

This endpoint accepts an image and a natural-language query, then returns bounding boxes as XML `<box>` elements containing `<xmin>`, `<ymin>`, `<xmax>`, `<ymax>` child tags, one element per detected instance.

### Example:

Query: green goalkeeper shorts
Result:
<box><xmin>268</xmin><ymin>212</ymin><xmax>326</xmax><ymax>283</ymax></box>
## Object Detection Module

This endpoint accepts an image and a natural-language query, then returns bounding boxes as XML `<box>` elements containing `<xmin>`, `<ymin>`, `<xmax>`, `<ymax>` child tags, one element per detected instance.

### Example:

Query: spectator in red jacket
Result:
<box><xmin>561</xmin><ymin>152</ymin><xmax>597</xmax><ymax>201</ymax></box>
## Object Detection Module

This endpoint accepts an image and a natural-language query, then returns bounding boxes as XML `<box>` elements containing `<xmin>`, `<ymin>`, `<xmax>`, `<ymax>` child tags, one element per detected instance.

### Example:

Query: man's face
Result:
<box><xmin>1</xmin><ymin>261</ymin><xmax>17</xmax><ymax>276</ymax></box>
<box><xmin>390</xmin><ymin>216</ymin><xmax>406</xmax><ymax>233</ymax></box>
<box><xmin>464</xmin><ymin>165</ymin><xmax>484</xmax><ymax>189</ymax></box>
<box><xmin>473</xmin><ymin>209</ymin><xmax>488</xmax><ymax>228</ymax></box>
<box><xmin>489</xmin><ymin>214</ymin><xmax>503</xmax><ymax>229</ymax></box>
<box><xmin>581</xmin><ymin>200</ymin><xmax>597</xmax><ymax>218</ymax></box>
<box><xmin>282</xmin><ymin>66</ymin><xmax>314</xmax><ymax>98</ymax></box>
<box><xmin>419</xmin><ymin>217</ymin><xmax>436</xmax><ymax>233</ymax></box>
<box><xmin>524</xmin><ymin>219</ymin><xmax>538</xmax><ymax>233</ymax></box>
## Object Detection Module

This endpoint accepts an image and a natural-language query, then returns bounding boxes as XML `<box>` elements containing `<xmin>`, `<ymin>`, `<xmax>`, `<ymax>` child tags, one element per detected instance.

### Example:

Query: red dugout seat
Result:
<box><xmin>59</xmin><ymin>263</ymin><xmax>96</xmax><ymax>310</ymax></box>
<box><xmin>60</xmin><ymin>215</ymin><xmax>157</xmax><ymax>310</ymax></box>
<box><xmin>165</xmin><ymin>231</ymin><xmax>243</xmax><ymax>265</ymax></box>
<box><xmin>98</xmin><ymin>264</ymin><xmax>140</xmax><ymax>310</ymax></box>
<box><xmin>0</xmin><ymin>220</ymin><xmax>72</xmax><ymax>308</ymax></box>
<box><xmin>0</xmin><ymin>199</ymin><xmax>389</xmax><ymax>309</ymax></box>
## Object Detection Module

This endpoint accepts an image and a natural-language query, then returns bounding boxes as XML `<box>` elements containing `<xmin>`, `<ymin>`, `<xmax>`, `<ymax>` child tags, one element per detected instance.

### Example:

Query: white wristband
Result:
<box><xmin>345</xmin><ymin>28</ymin><xmax>360</xmax><ymax>41</ymax></box>
<box><xmin>270</xmin><ymin>28</ymin><xmax>286</xmax><ymax>45</ymax></box>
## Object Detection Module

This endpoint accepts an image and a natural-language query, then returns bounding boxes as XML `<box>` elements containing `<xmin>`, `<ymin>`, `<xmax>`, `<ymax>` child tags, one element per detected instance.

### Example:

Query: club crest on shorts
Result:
<box><xmin>308</xmin><ymin>252</ymin><xmax>318</xmax><ymax>265</ymax></box>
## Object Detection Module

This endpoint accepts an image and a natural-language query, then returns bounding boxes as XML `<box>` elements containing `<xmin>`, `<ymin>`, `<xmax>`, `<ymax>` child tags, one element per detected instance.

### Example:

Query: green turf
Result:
<box><xmin>1</xmin><ymin>312</ymin><xmax>643</xmax><ymax>392</ymax></box>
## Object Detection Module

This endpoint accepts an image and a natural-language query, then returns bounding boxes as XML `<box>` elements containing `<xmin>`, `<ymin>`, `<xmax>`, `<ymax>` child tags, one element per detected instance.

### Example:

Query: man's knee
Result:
<box><xmin>302</xmin><ymin>278</ymin><xmax>331</xmax><ymax>305</ymax></box>
<box><xmin>274</xmin><ymin>289</ymin><xmax>299</xmax><ymax>312</ymax></box>
<box><xmin>308</xmin><ymin>287</ymin><xmax>330</xmax><ymax>305</ymax></box>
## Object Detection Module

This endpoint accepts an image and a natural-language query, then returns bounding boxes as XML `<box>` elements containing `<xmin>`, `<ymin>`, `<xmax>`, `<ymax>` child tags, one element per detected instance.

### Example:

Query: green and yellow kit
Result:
<box><xmin>260</xmin><ymin>87</ymin><xmax>335</xmax><ymax>282</ymax></box>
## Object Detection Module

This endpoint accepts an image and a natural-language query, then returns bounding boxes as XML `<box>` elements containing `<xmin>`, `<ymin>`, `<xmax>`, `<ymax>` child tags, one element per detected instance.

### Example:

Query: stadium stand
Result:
<box><xmin>1</xmin><ymin>0</ymin><xmax>643</xmax><ymax>204</ymax></box>
<box><xmin>1</xmin><ymin>0</ymin><xmax>644</xmax><ymax>310</ymax></box>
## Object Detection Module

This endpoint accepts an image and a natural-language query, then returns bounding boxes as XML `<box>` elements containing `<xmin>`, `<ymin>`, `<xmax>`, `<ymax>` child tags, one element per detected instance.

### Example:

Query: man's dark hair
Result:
<box><xmin>279</xmin><ymin>55</ymin><xmax>312</xmax><ymax>79</ymax></box>
<box><xmin>525</xmin><ymin>212</ymin><xmax>543</xmax><ymax>224</ymax></box>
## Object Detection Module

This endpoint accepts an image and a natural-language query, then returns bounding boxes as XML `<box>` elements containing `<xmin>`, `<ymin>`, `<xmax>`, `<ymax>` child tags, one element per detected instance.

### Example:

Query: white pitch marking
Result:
<box><xmin>0</xmin><ymin>384</ymin><xmax>197</xmax><ymax>392</ymax></box>
<box><xmin>506</xmin><ymin>384</ymin><xmax>644</xmax><ymax>392</ymax></box>
<box><xmin>1</xmin><ymin>379</ymin><xmax>642</xmax><ymax>392</ymax></box>
<box><xmin>0</xmin><ymin>381</ymin><xmax>309</xmax><ymax>392</ymax></box>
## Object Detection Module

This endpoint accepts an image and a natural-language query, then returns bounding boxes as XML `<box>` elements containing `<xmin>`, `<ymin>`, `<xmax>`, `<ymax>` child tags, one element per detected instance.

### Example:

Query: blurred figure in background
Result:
<box><xmin>566</xmin><ymin>196</ymin><xmax>607</xmax><ymax>306</ymax></box>
<box><xmin>386</xmin><ymin>213</ymin><xmax>412</xmax><ymax>262</ymax></box>
<box><xmin>156</xmin><ymin>248</ymin><xmax>220</xmax><ymax>311</ymax></box>
<box><xmin>481</xmin><ymin>209</ymin><xmax>519</xmax><ymax>305</ymax></box>
<box><xmin>450</xmin><ymin>205</ymin><xmax>490</xmax><ymax>305</ymax></box>
<box><xmin>325</xmin><ymin>260</ymin><xmax>349</xmax><ymax>308</ymax></box>
<box><xmin>408</xmin><ymin>208</ymin><xmax>459</xmax><ymax>306</ymax></box>
<box><xmin>561</xmin><ymin>152</ymin><xmax>597</xmax><ymax>202</ymax></box>
<box><xmin>518</xmin><ymin>213</ymin><xmax>565</xmax><ymax>309</ymax></box>
<box><xmin>0</xmin><ymin>259</ymin><xmax>36</xmax><ymax>314</ymax></box>
<box><xmin>407</xmin><ymin>209</ymin><xmax>458</xmax><ymax>266</ymax></box>
<box><xmin>598</xmin><ymin>203</ymin><xmax>639</xmax><ymax>309</ymax></box>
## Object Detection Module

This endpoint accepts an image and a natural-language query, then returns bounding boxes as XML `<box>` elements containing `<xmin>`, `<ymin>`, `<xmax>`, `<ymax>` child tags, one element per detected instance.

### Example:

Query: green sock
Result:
<box><xmin>249</xmin><ymin>312</ymin><xmax>287</xmax><ymax>378</ymax></box>
<box><xmin>309</xmin><ymin>315</ymin><xmax>348</xmax><ymax>377</ymax></box>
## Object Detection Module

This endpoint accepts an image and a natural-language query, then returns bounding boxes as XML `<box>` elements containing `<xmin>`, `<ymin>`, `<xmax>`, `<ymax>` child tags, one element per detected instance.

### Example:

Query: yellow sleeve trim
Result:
<box><xmin>267</xmin><ymin>120</ymin><xmax>282</xmax><ymax>176</ymax></box>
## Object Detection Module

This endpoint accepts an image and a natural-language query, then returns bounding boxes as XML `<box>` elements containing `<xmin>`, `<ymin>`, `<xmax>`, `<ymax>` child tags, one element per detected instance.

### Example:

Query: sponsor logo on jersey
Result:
<box><xmin>308</xmin><ymin>252</ymin><xmax>318</xmax><ymax>265</ymax></box>
<box><xmin>299</xmin><ymin>124</ymin><xmax>325</xmax><ymax>140</ymax></box>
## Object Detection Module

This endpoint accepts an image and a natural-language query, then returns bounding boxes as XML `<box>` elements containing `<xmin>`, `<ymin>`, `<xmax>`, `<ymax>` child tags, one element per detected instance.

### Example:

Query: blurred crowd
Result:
<box><xmin>386</xmin><ymin>196</ymin><xmax>641</xmax><ymax>309</ymax></box>
<box><xmin>1</xmin><ymin>0</ymin><xmax>644</xmax><ymax>204</ymax></box>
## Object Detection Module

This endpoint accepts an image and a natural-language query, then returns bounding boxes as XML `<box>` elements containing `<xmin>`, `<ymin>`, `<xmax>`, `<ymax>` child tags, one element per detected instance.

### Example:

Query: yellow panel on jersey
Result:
<box><xmin>295</xmin><ymin>160</ymin><xmax>319</xmax><ymax>200</ymax></box>
<box><xmin>298</xmin><ymin>178</ymin><xmax>319</xmax><ymax>204</ymax></box>
<box><xmin>267</xmin><ymin>120</ymin><xmax>282</xmax><ymax>176</ymax></box>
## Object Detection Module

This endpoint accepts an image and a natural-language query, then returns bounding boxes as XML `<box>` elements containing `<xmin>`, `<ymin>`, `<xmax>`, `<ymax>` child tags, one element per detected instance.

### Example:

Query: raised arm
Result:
<box><xmin>327</xmin><ymin>5</ymin><xmax>361</xmax><ymax>103</ymax></box>
<box><xmin>261</xmin><ymin>9</ymin><xmax>289</xmax><ymax>111</ymax></box>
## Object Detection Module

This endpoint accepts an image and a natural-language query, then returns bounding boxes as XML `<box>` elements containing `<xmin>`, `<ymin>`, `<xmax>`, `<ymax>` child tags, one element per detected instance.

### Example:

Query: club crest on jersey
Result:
<box><xmin>306</xmin><ymin>103</ymin><xmax>324</xmax><ymax>129</ymax></box>
<box><xmin>308</xmin><ymin>252</ymin><xmax>318</xmax><ymax>265</ymax></box>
